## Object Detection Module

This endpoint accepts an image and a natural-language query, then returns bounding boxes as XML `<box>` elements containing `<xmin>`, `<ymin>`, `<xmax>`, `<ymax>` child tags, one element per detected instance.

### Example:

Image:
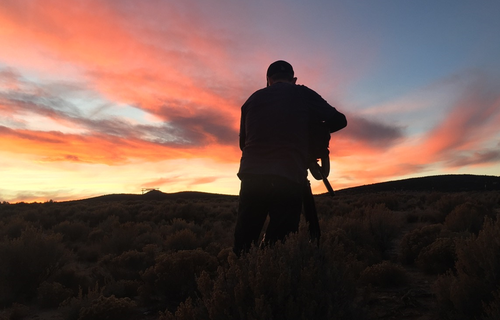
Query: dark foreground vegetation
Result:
<box><xmin>1</xmin><ymin>175</ymin><xmax>499</xmax><ymax>320</ymax></box>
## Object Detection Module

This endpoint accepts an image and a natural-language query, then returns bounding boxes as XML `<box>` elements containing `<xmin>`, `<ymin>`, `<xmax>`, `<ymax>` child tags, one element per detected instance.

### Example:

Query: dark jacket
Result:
<box><xmin>238</xmin><ymin>82</ymin><xmax>346</xmax><ymax>184</ymax></box>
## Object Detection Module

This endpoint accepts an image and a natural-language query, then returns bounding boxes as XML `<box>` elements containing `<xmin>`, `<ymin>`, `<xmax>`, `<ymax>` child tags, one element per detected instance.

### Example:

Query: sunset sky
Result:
<box><xmin>1</xmin><ymin>1</ymin><xmax>500</xmax><ymax>203</ymax></box>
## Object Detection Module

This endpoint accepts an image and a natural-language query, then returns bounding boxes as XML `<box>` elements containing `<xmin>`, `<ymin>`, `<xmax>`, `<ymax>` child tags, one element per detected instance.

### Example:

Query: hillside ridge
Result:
<box><xmin>70</xmin><ymin>174</ymin><xmax>499</xmax><ymax>203</ymax></box>
<box><xmin>335</xmin><ymin>174</ymin><xmax>499</xmax><ymax>195</ymax></box>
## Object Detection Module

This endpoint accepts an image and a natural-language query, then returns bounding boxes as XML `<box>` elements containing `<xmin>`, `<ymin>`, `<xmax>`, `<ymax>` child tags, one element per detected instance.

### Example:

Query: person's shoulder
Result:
<box><xmin>295</xmin><ymin>84</ymin><xmax>322</xmax><ymax>98</ymax></box>
<box><xmin>242</xmin><ymin>87</ymin><xmax>268</xmax><ymax>106</ymax></box>
<box><xmin>294</xmin><ymin>84</ymin><xmax>315</xmax><ymax>92</ymax></box>
<box><xmin>250</xmin><ymin>86</ymin><xmax>270</xmax><ymax>96</ymax></box>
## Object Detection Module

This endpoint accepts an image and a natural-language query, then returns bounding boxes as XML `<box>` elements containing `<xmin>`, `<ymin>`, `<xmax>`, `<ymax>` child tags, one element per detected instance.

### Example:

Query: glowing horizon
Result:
<box><xmin>1</xmin><ymin>1</ymin><xmax>500</xmax><ymax>203</ymax></box>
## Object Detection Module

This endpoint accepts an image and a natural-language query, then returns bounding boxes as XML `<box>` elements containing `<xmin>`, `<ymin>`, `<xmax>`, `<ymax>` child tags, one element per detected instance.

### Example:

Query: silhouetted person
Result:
<box><xmin>233</xmin><ymin>60</ymin><xmax>347</xmax><ymax>256</ymax></box>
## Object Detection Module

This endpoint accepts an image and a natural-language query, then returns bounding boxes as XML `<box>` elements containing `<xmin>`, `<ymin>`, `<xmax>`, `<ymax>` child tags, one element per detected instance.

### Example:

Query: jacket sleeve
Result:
<box><xmin>239</xmin><ymin>107</ymin><xmax>246</xmax><ymax>151</ymax></box>
<box><xmin>325</xmin><ymin>109</ymin><xmax>347</xmax><ymax>133</ymax></box>
<box><xmin>301</xmin><ymin>85</ymin><xmax>347</xmax><ymax>133</ymax></box>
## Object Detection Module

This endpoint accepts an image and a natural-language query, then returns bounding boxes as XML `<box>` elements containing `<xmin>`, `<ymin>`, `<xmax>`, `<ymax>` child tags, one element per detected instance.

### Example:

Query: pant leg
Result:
<box><xmin>263</xmin><ymin>177</ymin><xmax>303</xmax><ymax>245</ymax></box>
<box><xmin>233</xmin><ymin>177</ymin><xmax>271</xmax><ymax>255</ymax></box>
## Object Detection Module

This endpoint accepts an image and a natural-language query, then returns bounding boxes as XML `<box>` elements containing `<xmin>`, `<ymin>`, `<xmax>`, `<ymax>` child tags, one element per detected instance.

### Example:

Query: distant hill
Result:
<box><xmin>335</xmin><ymin>174</ymin><xmax>500</xmax><ymax>195</ymax></box>
<box><xmin>71</xmin><ymin>174</ymin><xmax>499</xmax><ymax>203</ymax></box>
<box><xmin>73</xmin><ymin>190</ymin><xmax>237</xmax><ymax>203</ymax></box>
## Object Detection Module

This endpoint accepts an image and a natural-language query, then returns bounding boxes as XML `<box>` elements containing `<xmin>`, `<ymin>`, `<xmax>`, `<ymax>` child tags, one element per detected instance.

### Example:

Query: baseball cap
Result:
<box><xmin>266</xmin><ymin>60</ymin><xmax>294</xmax><ymax>78</ymax></box>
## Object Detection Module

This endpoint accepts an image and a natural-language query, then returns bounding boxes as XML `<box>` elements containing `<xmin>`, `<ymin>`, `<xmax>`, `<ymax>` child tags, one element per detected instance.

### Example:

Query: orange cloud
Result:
<box><xmin>0</xmin><ymin>0</ymin><xmax>244</xmax><ymax>127</ymax></box>
<box><xmin>0</xmin><ymin>125</ymin><xmax>240</xmax><ymax>165</ymax></box>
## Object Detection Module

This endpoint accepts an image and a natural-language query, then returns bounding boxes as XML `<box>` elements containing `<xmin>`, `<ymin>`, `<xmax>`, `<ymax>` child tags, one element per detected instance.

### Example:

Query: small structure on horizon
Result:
<box><xmin>141</xmin><ymin>188</ymin><xmax>160</xmax><ymax>195</ymax></box>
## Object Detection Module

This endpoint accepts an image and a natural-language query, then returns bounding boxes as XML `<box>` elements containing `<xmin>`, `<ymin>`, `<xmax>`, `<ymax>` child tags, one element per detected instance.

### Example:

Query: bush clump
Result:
<box><xmin>359</xmin><ymin>261</ymin><xmax>409</xmax><ymax>288</ymax></box>
<box><xmin>164</xmin><ymin>229</ymin><xmax>200</xmax><ymax>251</ymax></box>
<box><xmin>398</xmin><ymin>224</ymin><xmax>442</xmax><ymax>265</ymax></box>
<box><xmin>415</xmin><ymin>237</ymin><xmax>456</xmax><ymax>275</ymax></box>
<box><xmin>444</xmin><ymin>202</ymin><xmax>489</xmax><ymax>234</ymax></box>
<box><xmin>59</xmin><ymin>283</ymin><xmax>137</xmax><ymax>320</ymax></box>
<box><xmin>78</xmin><ymin>295</ymin><xmax>137</xmax><ymax>320</ymax></box>
<box><xmin>37</xmin><ymin>281</ymin><xmax>73</xmax><ymax>308</ymax></box>
<box><xmin>0</xmin><ymin>227</ymin><xmax>67</xmax><ymax>306</ymax></box>
<box><xmin>433</xmin><ymin>216</ymin><xmax>500</xmax><ymax>319</ymax></box>
<box><xmin>484</xmin><ymin>290</ymin><xmax>500</xmax><ymax>320</ymax></box>
<box><xmin>139</xmin><ymin>249</ymin><xmax>218</xmax><ymax>309</ymax></box>
<box><xmin>163</xmin><ymin>232</ymin><xmax>364</xmax><ymax>320</ymax></box>
<box><xmin>100</xmin><ymin>250</ymin><xmax>152</xmax><ymax>281</ymax></box>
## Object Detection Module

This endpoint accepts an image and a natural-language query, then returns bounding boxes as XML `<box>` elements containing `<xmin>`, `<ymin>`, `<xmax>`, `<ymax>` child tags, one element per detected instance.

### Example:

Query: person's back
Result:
<box><xmin>238</xmin><ymin>82</ymin><xmax>311</xmax><ymax>184</ymax></box>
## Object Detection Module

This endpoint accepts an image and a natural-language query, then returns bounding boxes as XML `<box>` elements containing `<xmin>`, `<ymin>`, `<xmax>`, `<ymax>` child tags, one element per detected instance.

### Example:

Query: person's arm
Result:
<box><xmin>325</xmin><ymin>110</ymin><xmax>347</xmax><ymax>133</ymax></box>
<box><xmin>239</xmin><ymin>107</ymin><xmax>246</xmax><ymax>151</ymax></box>
<box><xmin>302</xmin><ymin>85</ymin><xmax>347</xmax><ymax>133</ymax></box>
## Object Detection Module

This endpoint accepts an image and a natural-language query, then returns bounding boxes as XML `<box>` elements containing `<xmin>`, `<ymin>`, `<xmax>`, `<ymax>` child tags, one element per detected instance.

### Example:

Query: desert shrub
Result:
<box><xmin>432</xmin><ymin>271</ymin><xmax>456</xmax><ymax>319</ymax></box>
<box><xmin>484</xmin><ymin>290</ymin><xmax>500</xmax><ymax>320</ymax></box>
<box><xmin>102</xmin><ymin>203</ymin><xmax>132</xmax><ymax>223</ymax></box>
<box><xmin>164</xmin><ymin>232</ymin><xmax>363</xmax><ymax>320</ymax></box>
<box><xmin>433</xmin><ymin>216</ymin><xmax>500</xmax><ymax>319</ymax></box>
<box><xmin>0</xmin><ymin>202</ymin><xmax>15</xmax><ymax>217</ymax></box>
<box><xmin>399</xmin><ymin>193</ymin><xmax>425</xmax><ymax>211</ymax></box>
<box><xmin>76</xmin><ymin>243</ymin><xmax>101</xmax><ymax>263</ymax></box>
<box><xmin>398</xmin><ymin>224</ymin><xmax>442</xmax><ymax>265</ymax></box>
<box><xmin>415</xmin><ymin>237</ymin><xmax>456</xmax><ymax>274</ymax></box>
<box><xmin>329</xmin><ymin>199</ymin><xmax>353</xmax><ymax>216</ymax></box>
<box><xmin>78</xmin><ymin>295</ymin><xmax>137</xmax><ymax>320</ymax></box>
<box><xmin>364</xmin><ymin>204</ymin><xmax>404</xmax><ymax>258</ymax></box>
<box><xmin>37</xmin><ymin>281</ymin><xmax>73</xmax><ymax>308</ymax></box>
<box><xmin>164</xmin><ymin>229</ymin><xmax>200</xmax><ymax>251</ymax></box>
<box><xmin>163</xmin><ymin>218</ymin><xmax>203</xmax><ymax>236</ymax></box>
<box><xmin>37</xmin><ymin>206</ymin><xmax>63</xmax><ymax>229</ymax></box>
<box><xmin>132</xmin><ymin>223</ymin><xmax>163</xmax><ymax>249</ymax></box>
<box><xmin>142</xmin><ymin>243</ymin><xmax>162</xmax><ymax>257</ymax></box>
<box><xmin>100</xmin><ymin>250</ymin><xmax>153</xmax><ymax>280</ymax></box>
<box><xmin>58</xmin><ymin>283</ymin><xmax>123</xmax><ymax>320</ymax></box>
<box><xmin>136</xmin><ymin>207</ymin><xmax>161</xmax><ymax>223</ymax></box>
<box><xmin>444</xmin><ymin>202</ymin><xmax>488</xmax><ymax>234</ymax></box>
<box><xmin>0</xmin><ymin>227</ymin><xmax>67</xmax><ymax>306</ymax></box>
<box><xmin>17</xmin><ymin>209</ymin><xmax>38</xmax><ymax>224</ymax></box>
<box><xmin>72</xmin><ymin>206</ymin><xmax>109</xmax><ymax>228</ymax></box>
<box><xmin>52</xmin><ymin>220</ymin><xmax>90</xmax><ymax>243</ymax></box>
<box><xmin>87</xmin><ymin>228</ymin><xmax>105</xmax><ymax>242</ymax></box>
<box><xmin>324</xmin><ymin>216</ymin><xmax>381</xmax><ymax>265</ymax></box>
<box><xmin>320</xmin><ymin>228</ymin><xmax>369</xmax><ymax>273</ymax></box>
<box><xmin>139</xmin><ymin>249</ymin><xmax>219</xmax><ymax>310</ymax></box>
<box><xmin>3</xmin><ymin>303</ymin><xmax>30</xmax><ymax>320</ymax></box>
<box><xmin>102</xmin><ymin>279</ymin><xmax>140</xmax><ymax>299</ymax></box>
<box><xmin>100</xmin><ymin>222</ymin><xmax>139</xmax><ymax>254</ymax></box>
<box><xmin>363</xmin><ymin>193</ymin><xmax>401</xmax><ymax>211</ymax></box>
<box><xmin>326</xmin><ymin>216</ymin><xmax>383</xmax><ymax>266</ymax></box>
<box><xmin>172</xmin><ymin>203</ymin><xmax>209</xmax><ymax>224</ymax></box>
<box><xmin>200</xmin><ymin>221</ymin><xmax>233</xmax><ymax>255</ymax></box>
<box><xmin>326</xmin><ymin>204</ymin><xmax>403</xmax><ymax>263</ymax></box>
<box><xmin>52</xmin><ymin>263</ymin><xmax>94</xmax><ymax>295</ymax></box>
<box><xmin>95</xmin><ymin>215</ymin><xmax>120</xmax><ymax>233</ymax></box>
<box><xmin>214</xmin><ymin>206</ymin><xmax>236</xmax><ymax>222</ymax></box>
<box><xmin>359</xmin><ymin>261</ymin><xmax>409</xmax><ymax>288</ymax></box>
<box><xmin>314</xmin><ymin>197</ymin><xmax>336</xmax><ymax>216</ymax></box>
<box><xmin>0</xmin><ymin>217</ymin><xmax>29</xmax><ymax>239</ymax></box>
<box><xmin>405</xmin><ymin>207</ymin><xmax>444</xmax><ymax>224</ymax></box>
<box><xmin>435</xmin><ymin>194</ymin><xmax>468</xmax><ymax>218</ymax></box>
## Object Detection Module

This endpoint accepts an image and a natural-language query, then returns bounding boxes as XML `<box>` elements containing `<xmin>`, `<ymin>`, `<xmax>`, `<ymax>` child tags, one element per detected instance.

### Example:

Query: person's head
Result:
<box><xmin>266</xmin><ymin>60</ymin><xmax>297</xmax><ymax>86</ymax></box>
